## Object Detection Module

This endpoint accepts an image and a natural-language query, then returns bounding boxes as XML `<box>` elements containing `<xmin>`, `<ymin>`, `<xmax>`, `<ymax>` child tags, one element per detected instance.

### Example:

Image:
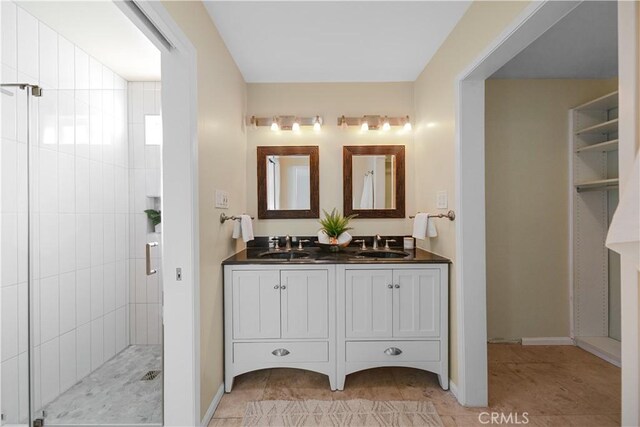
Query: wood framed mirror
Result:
<box><xmin>343</xmin><ymin>145</ymin><xmax>405</xmax><ymax>218</ymax></box>
<box><xmin>257</xmin><ymin>146</ymin><xmax>320</xmax><ymax>219</ymax></box>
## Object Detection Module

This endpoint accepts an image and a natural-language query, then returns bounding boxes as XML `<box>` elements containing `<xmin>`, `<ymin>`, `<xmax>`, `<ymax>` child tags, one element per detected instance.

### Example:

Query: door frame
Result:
<box><xmin>454</xmin><ymin>0</ymin><xmax>583</xmax><ymax>406</ymax></box>
<box><xmin>115</xmin><ymin>2</ymin><xmax>201</xmax><ymax>425</ymax></box>
<box><xmin>616</xmin><ymin>1</ymin><xmax>639</xmax><ymax>424</ymax></box>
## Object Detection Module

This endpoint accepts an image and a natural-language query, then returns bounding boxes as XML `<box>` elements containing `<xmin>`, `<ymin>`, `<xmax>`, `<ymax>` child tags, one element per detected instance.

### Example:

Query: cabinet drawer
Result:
<box><xmin>234</xmin><ymin>341</ymin><xmax>329</xmax><ymax>364</ymax></box>
<box><xmin>345</xmin><ymin>340</ymin><xmax>440</xmax><ymax>363</ymax></box>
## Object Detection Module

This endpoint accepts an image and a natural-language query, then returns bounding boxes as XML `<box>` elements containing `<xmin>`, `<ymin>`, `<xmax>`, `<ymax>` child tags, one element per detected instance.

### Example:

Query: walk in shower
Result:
<box><xmin>1</xmin><ymin>2</ymin><xmax>163</xmax><ymax>425</ymax></box>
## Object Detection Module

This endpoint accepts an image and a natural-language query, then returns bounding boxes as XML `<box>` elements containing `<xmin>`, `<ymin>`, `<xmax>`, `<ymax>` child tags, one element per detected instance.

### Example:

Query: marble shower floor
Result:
<box><xmin>42</xmin><ymin>345</ymin><xmax>162</xmax><ymax>425</ymax></box>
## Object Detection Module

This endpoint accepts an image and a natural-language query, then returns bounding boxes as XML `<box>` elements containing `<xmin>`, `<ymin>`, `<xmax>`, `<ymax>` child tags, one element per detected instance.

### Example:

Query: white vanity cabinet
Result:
<box><xmin>337</xmin><ymin>264</ymin><xmax>448</xmax><ymax>390</ymax></box>
<box><xmin>224</xmin><ymin>265</ymin><xmax>336</xmax><ymax>391</ymax></box>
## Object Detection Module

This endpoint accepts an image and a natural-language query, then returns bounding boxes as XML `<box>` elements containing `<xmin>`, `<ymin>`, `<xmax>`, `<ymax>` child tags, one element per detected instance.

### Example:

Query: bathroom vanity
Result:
<box><xmin>222</xmin><ymin>243</ymin><xmax>450</xmax><ymax>392</ymax></box>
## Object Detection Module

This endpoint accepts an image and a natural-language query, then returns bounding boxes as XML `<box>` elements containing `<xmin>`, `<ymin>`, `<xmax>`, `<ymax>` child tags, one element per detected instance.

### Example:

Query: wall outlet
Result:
<box><xmin>215</xmin><ymin>190</ymin><xmax>229</xmax><ymax>209</ymax></box>
<box><xmin>436</xmin><ymin>191</ymin><xmax>448</xmax><ymax>209</ymax></box>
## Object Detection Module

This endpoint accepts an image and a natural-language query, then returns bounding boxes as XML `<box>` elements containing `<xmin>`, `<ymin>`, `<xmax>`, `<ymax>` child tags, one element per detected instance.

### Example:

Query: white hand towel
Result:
<box><xmin>606</xmin><ymin>154</ymin><xmax>639</xmax><ymax>268</ymax></box>
<box><xmin>427</xmin><ymin>215</ymin><xmax>438</xmax><ymax>238</ymax></box>
<box><xmin>412</xmin><ymin>213</ymin><xmax>438</xmax><ymax>240</ymax></box>
<box><xmin>240</xmin><ymin>215</ymin><xmax>254</xmax><ymax>243</ymax></box>
<box><xmin>232</xmin><ymin>220</ymin><xmax>241</xmax><ymax>239</ymax></box>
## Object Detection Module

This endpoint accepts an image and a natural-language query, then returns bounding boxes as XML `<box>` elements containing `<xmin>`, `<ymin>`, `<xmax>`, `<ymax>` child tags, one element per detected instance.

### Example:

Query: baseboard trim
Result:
<box><xmin>575</xmin><ymin>337</ymin><xmax>621</xmax><ymax>367</ymax></box>
<box><xmin>201</xmin><ymin>383</ymin><xmax>225</xmax><ymax>427</ymax></box>
<box><xmin>449</xmin><ymin>379</ymin><xmax>459</xmax><ymax>401</ymax></box>
<box><xmin>521</xmin><ymin>337</ymin><xmax>575</xmax><ymax>346</ymax></box>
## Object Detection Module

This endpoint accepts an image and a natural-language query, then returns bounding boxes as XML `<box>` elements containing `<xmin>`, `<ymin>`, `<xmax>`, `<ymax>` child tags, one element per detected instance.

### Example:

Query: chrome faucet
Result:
<box><xmin>385</xmin><ymin>239</ymin><xmax>397</xmax><ymax>250</ymax></box>
<box><xmin>354</xmin><ymin>239</ymin><xmax>366</xmax><ymax>250</ymax></box>
<box><xmin>271</xmin><ymin>236</ymin><xmax>280</xmax><ymax>250</ymax></box>
<box><xmin>298</xmin><ymin>239</ymin><xmax>310</xmax><ymax>250</ymax></box>
<box><xmin>285</xmin><ymin>235</ymin><xmax>292</xmax><ymax>251</ymax></box>
<box><xmin>373</xmin><ymin>234</ymin><xmax>382</xmax><ymax>250</ymax></box>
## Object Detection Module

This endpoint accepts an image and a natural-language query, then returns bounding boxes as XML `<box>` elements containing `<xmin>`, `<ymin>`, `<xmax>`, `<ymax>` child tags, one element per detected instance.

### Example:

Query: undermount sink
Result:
<box><xmin>355</xmin><ymin>250</ymin><xmax>410</xmax><ymax>259</ymax></box>
<box><xmin>258</xmin><ymin>251</ymin><xmax>311</xmax><ymax>259</ymax></box>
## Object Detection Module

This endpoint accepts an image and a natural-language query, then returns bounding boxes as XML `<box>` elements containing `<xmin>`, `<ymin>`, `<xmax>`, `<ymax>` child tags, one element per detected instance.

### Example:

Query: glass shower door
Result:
<box><xmin>1</xmin><ymin>80</ymin><xmax>40</xmax><ymax>426</ymax></box>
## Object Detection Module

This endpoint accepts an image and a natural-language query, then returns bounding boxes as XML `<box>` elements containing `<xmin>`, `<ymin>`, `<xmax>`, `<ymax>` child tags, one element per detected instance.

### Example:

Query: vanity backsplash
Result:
<box><xmin>247</xmin><ymin>235</ymin><xmax>412</xmax><ymax>249</ymax></box>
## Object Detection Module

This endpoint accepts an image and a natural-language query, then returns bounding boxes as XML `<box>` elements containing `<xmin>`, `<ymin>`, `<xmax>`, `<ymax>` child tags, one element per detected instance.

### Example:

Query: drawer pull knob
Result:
<box><xmin>394</xmin><ymin>284</ymin><xmax>400</xmax><ymax>288</ymax></box>
<box><xmin>387</xmin><ymin>284</ymin><xmax>393</xmax><ymax>289</ymax></box>
<box><xmin>272</xmin><ymin>348</ymin><xmax>290</xmax><ymax>357</ymax></box>
<box><xmin>281</xmin><ymin>285</ymin><xmax>286</xmax><ymax>290</ymax></box>
<box><xmin>384</xmin><ymin>347</ymin><xmax>403</xmax><ymax>356</ymax></box>
<box><xmin>274</xmin><ymin>285</ymin><xmax>280</xmax><ymax>289</ymax></box>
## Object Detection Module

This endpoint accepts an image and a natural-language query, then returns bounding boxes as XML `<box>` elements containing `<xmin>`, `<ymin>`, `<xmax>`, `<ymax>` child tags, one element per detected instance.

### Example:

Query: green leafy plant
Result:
<box><xmin>144</xmin><ymin>209</ymin><xmax>161</xmax><ymax>227</ymax></box>
<box><xmin>318</xmin><ymin>208</ymin><xmax>356</xmax><ymax>239</ymax></box>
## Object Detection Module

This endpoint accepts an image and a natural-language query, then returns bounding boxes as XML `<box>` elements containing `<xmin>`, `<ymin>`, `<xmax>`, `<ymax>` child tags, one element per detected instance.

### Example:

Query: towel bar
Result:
<box><xmin>409</xmin><ymin>210</ymin><xmax>455</xmax><ymax>221</ymax></box>
<box><xmin>220</xmin><ymin>213</ymin><xmax>255</xmax><ymax>224</ymax></box>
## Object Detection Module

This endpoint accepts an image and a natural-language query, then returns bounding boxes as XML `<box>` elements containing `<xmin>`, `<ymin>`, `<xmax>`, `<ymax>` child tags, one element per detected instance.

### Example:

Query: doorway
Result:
<box><xmin>455</xmin><ymin>0</ymin><xmax>638</xmax><ymax>423</ymax></box>
<box><xmin>1</xmin><ymin>1</ymin><xmax>163</xmax><ymax>424</ymax></box>
<box><xmin>0</xmin><ymin>0</ymin><xmax>201</xmax><ymax>424</ymax></box>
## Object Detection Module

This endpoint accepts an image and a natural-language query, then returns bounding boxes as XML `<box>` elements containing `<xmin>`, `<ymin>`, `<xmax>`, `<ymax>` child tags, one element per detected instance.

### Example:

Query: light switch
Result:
<box><xmin>436</xmin><ymin>191</ymin><xmax>448</xmax><ymax>209</ymax></box>
<box><xmin>215</xmin><ymin>190</ymin><xmax>229</xmax><ymax>209</ymax></box>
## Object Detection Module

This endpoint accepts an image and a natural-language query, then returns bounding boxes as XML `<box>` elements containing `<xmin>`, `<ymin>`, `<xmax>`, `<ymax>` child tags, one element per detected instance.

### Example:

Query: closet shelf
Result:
<box><xmin>575</xmin><ymin>119</ymin><xmax>618</xmax><ymax>136</ymax></box>
<box><xmin>575</xmin><ymin>178</ymin><xmax>619</xmax><ymax>193</ymax></box>
<box><xmin>573</xmin><ymin>91</ymin><xmax>618</xmax><ymax>112</ymax></box>
<box><xmin>576</xmin><ymin>139</ymin><xmax>619</xmax><ymax>153</ymax></box>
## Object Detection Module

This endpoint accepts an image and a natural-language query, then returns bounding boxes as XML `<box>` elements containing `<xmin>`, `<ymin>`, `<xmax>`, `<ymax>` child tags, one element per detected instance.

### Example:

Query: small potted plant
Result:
<box><xmin>145</xmin><ymin>209</ymin><xmax>161</xmax><ymax>233</ymax></box>
<box><xmin>317</xmin><ymin>208</ymin><xmax>356</xmax><ymax>252</ymax></box>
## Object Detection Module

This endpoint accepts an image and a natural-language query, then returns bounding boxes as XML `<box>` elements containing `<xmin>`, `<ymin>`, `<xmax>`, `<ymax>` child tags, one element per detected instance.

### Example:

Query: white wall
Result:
<box><xmin>127</xmin><ymin>82</ymin><xmax>162</xmax><ymax>346</ymax></box>
<box><xmin>1</xmin><ymin>2</ymin><xmax>129</xmax><ymax>421</ymax></box>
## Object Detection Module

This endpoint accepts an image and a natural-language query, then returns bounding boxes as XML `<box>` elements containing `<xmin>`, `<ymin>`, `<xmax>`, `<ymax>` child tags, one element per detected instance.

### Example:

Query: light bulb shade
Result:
<box><xmin>403</xmin><ymin>122</ymin><xmax>412</xmax><ymax>131</ymax></box>
<box><xmin>270</xmin><ymin>117</ymin><xmax>279</xmax><ymax>132</ymax></box>
<box><xmin>340</xmin><ymin>116</ymin><xmax>348</xmax><ymax>130</ymax></box>
<box><xmin>361</xmin><ymin>121</ymin><xmax>369</xmax><ymax>132</ymax></box>
<box><xmin>292</xmin><ymin>121</ymin><xmax>301</xmax><ymax>132</ymax></box>
<box><xmin>313</xmin><ymin>116</ymin><xmax>322</xmax><ymax>132</ymax></box>
<box><xmin>382</xmin><ymin>118</ymin><xmax>391</xmax><ymax>131</ymax></box>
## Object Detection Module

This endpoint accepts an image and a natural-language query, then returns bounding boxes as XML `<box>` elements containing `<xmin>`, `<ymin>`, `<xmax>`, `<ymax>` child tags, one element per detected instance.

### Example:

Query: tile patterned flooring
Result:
<box><xmin>42</xmin><ymin>345</ymin><xmax>162</xmax><ymax>425</ymax></box>
<box><xmin>210</xmin><ymin>344</ymin><xmax>620</xmax><ymax>426</ymax></box>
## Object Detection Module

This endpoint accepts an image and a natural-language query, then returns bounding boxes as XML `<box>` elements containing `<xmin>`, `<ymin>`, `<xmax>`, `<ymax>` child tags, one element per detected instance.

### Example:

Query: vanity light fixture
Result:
<box><xmin>382</xmin><ymin>116</ymin><xmax>391</xmax><ymax>132</ymax></box>
<box><xmin>403</xmin><ymin>115</ymin><xmax>412</xmax><ymax>132</ymax></box>
<box><xmin>340</xmin><ymin>115</ymin><xmax>349</xmax><ymax>130</ymax></box>
<box><xmin>337</xmin><ymin>115</ymin><xmax>412</xmax><ymax>131</ymax></box>
<box><xmin>246</xmin><ymin>115</ymin><xmax>323</xmax><ymax>131</ymax></box>
<box><xmin>249</xmin><ymin>115</ymin><xmax>258</xmax><ymax>130</ymax></box>
<box><xmin>292</xmin><ymin>118</ymin><xmax>301</xmax><ymax>132</ymax></box>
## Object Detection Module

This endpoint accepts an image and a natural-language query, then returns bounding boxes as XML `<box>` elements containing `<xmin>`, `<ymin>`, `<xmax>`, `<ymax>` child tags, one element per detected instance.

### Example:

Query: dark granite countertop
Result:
<box><xmin>222</xmin><ymin>246</ymin><xmax>451</xmax><ymax>265</ymax></box>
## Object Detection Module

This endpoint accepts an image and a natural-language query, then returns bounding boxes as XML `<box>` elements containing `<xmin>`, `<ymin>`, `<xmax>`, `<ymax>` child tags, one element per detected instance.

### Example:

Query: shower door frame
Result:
<box><xmin>115</xmin><ymin>2</ymin><xmax>201</xmax><ymax>426</ymax></box>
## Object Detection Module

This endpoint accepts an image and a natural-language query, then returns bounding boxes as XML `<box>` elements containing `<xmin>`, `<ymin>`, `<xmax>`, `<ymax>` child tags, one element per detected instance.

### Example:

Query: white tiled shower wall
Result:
<box><xmin>1</xmin><ymin>3</ymin><xmax>134</xmax><ymax>422</ymax></box>
<box><xmin>127</xmin><ymin>82</ymin><xmax>162</xmax><ymax>346</ymax></box>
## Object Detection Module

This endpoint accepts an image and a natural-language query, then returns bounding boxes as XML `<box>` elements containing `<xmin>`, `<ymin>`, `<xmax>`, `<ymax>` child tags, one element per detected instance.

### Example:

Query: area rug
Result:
<box><xmin>242</xmin><ymin>399</ymin><xmax>444</xmax><ymax>426</ymax></box>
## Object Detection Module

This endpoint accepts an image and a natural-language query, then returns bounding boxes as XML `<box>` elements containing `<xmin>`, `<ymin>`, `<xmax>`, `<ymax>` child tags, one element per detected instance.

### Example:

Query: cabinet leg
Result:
<box><xmin>437</xmin><ymin>374</ymin><xmax>449</xmax><ymax>391</ymax></box>
<box><xmin>337</xmin><ymin>375</ymin><xmax>346</xmax><ymax>391</ymax></box>
<box><xmin>225</xmin><ymin>376</ymin><xmax>234</xmax><ymax>393</ymax></box>
<box><xmin>329</xmin><ymin>374</ymin><xmax>337</xmax><ymax>391</ymax></box>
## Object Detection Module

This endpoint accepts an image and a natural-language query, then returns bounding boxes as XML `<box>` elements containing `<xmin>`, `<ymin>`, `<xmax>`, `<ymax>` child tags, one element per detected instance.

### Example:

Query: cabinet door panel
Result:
<box><xmin>281</xmin><ymin>270</ymin><xmax>328</xmax><ymax>339</ymax></box>
<box><xmin>345</xmin><ymin>269</ymin><xmax>393</xmax><ymax>338</ymax></box>
<box><xmin>393</xmin><ymin>269</ymin><xmax>440</xmax><ymax>337</ymax></box>
<box><xmin>232</xmin><ymin>270</ymin><xmax>281</xmax><ymax>339</ymax></box>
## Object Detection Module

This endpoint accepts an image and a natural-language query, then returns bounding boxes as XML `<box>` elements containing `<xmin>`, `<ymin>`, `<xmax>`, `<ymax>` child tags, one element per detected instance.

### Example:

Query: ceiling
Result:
<box><xmin>492</xmin><ymin>1</ymin><xmax>617</xmax><ymax>79</ymax></box>
<box><xmin>204</xmin><ymin>1</ymin><xmax>471</xmax><ymax>83</ymax></box>
<box><xmin>18</xmin><ymin>1</ymin><xmax>160</xmax><ymax>81</ymax></box>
